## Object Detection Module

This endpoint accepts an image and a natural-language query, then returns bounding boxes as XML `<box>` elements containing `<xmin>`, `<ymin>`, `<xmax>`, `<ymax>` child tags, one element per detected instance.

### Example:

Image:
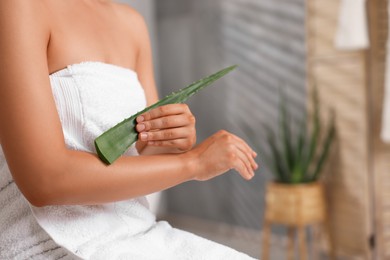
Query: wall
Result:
<box><xmin>115</xmin><ymin>0</ymin><xmax>159</xmax><ymax>86</ymax></box>
<box><xmin>157</xmin><ymin>0</ymin><xmax>306</xmax><ymax>229</ymax></box>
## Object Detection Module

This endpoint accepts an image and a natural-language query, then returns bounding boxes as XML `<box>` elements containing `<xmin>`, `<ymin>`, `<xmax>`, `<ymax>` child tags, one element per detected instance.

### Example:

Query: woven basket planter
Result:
<box><xmin>264</xmin><ymin>182</ymin><xmax>326</xmax><ymax>226</ymax></box>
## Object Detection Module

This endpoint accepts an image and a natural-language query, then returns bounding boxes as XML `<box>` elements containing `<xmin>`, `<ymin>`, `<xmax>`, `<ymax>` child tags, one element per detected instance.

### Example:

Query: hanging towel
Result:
<box><xmin>335</xmin><ymin>0</ymin><xmax>369</xmax><ymax>50</ymax></box>
<box><xmin>381</xmin><ymin>4</ymin><xmax>390</xmax><ymax>143</ymax></box>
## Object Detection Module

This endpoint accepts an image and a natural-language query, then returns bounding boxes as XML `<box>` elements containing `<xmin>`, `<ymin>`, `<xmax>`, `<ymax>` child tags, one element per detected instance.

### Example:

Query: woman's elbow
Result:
<box><xmin>20</xmin><ymin>174</ymin><xmax>59</xmax><ymax>207</ymax></box>
<box><xmin>26</xmin><ymin>193</ymin><xmax>50</xmax><ymax>207</ymax></box>
<box><xmin>14</xmin><ymin>163</ymin><xmax>67</xmax><ymax>207</ymax></box>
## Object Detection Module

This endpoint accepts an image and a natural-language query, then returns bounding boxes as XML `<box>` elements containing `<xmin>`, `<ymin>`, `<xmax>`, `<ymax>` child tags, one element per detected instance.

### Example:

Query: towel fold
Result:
<box><xmin>0</xmin><ymin>147</ymin><xmax>75</xmax><ymax>259</ymax></box>
<box><xmin>1</xmin><ymin>62</ymin><xmax>256</xmax><ymax>259</ymax></box>
<box><xmin>335</xmin><ymin>0</ymin><xmax>369</xmax><ymax>50</ymax></box>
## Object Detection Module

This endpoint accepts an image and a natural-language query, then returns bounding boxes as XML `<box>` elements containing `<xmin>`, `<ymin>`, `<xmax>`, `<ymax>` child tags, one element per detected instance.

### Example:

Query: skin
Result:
<box><xmin>0</xmin><ymin>0</ymin><xmax>258</xmax><ymax>207</ymax></box>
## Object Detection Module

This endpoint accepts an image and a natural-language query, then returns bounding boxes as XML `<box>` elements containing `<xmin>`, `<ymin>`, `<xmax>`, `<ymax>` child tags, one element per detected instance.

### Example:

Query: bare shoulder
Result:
<box><xmin>0</xmin><ymin>0</ymin><xmax>50</xmax><ymax>36</ymax></box>
<box><xmin>113</xmin><ymin>3</ymin><xmax>147</xmax><ymax>25</ymax></box>
<box><xmin>113</xmin><ymin>3</ymin><xmax>150</xmax><ymax>39</ymax></box>
<box><xmin>0</xmin><ymin>0</ymin><xmax>49</xmax><ymax>21</ymax></box>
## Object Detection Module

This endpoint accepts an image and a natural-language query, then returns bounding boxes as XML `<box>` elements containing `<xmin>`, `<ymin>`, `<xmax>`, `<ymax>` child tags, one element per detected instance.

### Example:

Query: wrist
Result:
<box><xmin>179</xmin><ymin>150</ymin><xmax>200</xmax><ymax>181</ymax></box>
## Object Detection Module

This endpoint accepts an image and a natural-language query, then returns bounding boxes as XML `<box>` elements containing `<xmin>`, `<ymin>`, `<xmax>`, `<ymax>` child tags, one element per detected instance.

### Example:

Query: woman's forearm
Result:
<box><xmin>137</xmin><ymin>142</ymin><xmax>185</xmax><ymax>155</ymax></box>
<box><xmin>0</xmin><ymin>0</ymin><xmax>257</xmax><ymax>209</ymax></box>
<box><xmin>30</xmin><ymin>150</ymin><xmax>196</xmax><ymax>207</ymax></box>
<box><xmin>11</xmin><ymin>130</ymin><xmax>256</xmax><ymax>207</ymax></box>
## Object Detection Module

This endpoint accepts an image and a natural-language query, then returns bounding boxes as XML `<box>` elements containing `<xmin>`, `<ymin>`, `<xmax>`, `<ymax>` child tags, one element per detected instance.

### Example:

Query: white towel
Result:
<box><xmin>1</xmin><ymin>62</ymin><xmax>256</xmax><ymax>259</ymax></box>
<box><xmin>335</xmin><ymin>0</ymin><xmax>369</xmax><ymax>50</ymax></box>
<box><xmin>0</xmin><ymin>147</ymin><xmax>76</xmax><ymax>259</ymax></box>
<box><xmin>381</xmin><ymin>4</ymin><xmax>390</xmax><ymax>142</ymax></box>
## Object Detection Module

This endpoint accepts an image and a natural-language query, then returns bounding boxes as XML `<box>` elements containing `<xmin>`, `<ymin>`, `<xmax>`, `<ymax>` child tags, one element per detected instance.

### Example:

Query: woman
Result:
<box><xmin>0</xmin><ymin>0</ymin><xmax>258</xmax><ymax>259</ymax></box>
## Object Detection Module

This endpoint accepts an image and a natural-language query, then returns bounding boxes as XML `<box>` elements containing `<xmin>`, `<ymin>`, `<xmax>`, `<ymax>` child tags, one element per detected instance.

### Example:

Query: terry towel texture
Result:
<box><xmin>0</xmin><ymin>62</ymin><xmax>255</xmax><ymax>259</ymax></box>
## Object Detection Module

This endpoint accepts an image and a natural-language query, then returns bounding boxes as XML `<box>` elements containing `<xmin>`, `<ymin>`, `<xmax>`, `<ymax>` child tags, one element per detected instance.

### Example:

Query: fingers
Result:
<box><xmin>146</xmin><ymin>139</ymin><xmax>192</xmax><ymax>151</ymax></box>
<box><xmin>231</xmin><ymin>135</ymin><xmax>258</xmax><ymax>171</ymax></box>
<box><xmin>232</xmin><ymin>149</ymin><xmax>255</xmax><ymax>180</ymax></box>
<box><xmin>137</xmin><ymin>104</ymin><xmax>191</xmax><ymax>123</ymax></box>
<box><xmin>135</xmin><ymin>104</ymin><xmax>196</xmax><ymax>152</ymax></box>
<box><xmin>136</xmin><ymin>104</ymin><xmax>195</xmax><ymax>134</ymax></box>
<box><xmin>136</xmin><ymin>114</ymin><xmax>195</xmax><ymax>132</ymax></box>
<box><xmin>216</xmin><ymin>130</ymin><xmax>258</xmax><ymax>180</ymax></box>
<box><xmin>139</xmin><ymin>127</ymin><xmax>195</xmax><ymax>151</ymax></box>
<box><xmin>229</xmin><ymin>143</ymin><xmax>257</xmax><ymax>180</ymax></box>
<box><xmin>138</xmin><ymin>127</ymin><xmax>193</xmax><ymax>142</ymax></box>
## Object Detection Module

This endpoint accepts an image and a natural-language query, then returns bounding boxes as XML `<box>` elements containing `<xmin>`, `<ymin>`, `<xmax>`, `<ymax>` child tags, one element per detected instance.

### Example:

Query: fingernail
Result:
<box><xmin>140</xmin><ymin>133</ymin><xmax>148</xmax><ymax>141</ymax></box>
<box><xmin>137</xmin><ymin>124</ymin><xmax>145</xmax><ymax>132</ymax></box>
<box><xmin>137</xmin><ymin>116</ymin><xmax>145</xmax><ymax>122</ymax></box>
<box><xmin>252</xmin><ymin>151</ymin><xmax>257</xmax><ymax>157</ymax></box>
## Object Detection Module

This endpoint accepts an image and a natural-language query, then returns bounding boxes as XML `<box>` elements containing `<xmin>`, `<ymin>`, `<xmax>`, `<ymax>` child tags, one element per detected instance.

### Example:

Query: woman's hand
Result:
<box><xmin>136</xmin><ymin>104</ymin><xmax>196</xmax><ymax>153</ymax></box>
<box><xmin>188</xmin><ymin>130</ymin><xmax>258</xmax><ymax>181</ymax></box>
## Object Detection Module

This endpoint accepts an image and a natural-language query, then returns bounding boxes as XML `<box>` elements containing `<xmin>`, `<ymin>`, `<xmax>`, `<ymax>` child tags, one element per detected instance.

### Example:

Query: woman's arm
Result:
<box><xmin>0</xmin><ymin>1</ymin><xmax>257</xmax><ymax>208</ymax></box>
<box><xmin>129</xmin><ymin>9</ymin><xmax>197</xmax><ymax>155</ymax></box>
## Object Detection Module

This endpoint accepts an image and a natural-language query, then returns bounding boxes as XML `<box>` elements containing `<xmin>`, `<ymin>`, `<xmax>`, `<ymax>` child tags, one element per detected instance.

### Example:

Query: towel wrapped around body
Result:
<box><xmin>0</xmin><ymin>62</ymin><xmax>255</xmax><ymax>260</ymax></box>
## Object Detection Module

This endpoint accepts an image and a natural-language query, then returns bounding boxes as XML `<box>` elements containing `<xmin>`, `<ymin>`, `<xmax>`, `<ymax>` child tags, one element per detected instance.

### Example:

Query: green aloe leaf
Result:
<box><xmin>265</xmin><ymin>125</ymin><xmax>290</xmax><ymax>183</ymax></box>
<box><xmin>296</xmin><ymin>118</ymin><xmax>307</xmax><ymax>165</ymax></box>
<box><xmin>310</xmin><ymin>111</ymin><xmax>336</xmax><ymax>181</ymax></box>
<box><xmin>293</xmin><ymin>118</ymin><xmax>307</xmax><ymax>182</ymax></box>
<box><xmin>95</xmin><ymin>65</ymin><xmax>237</xmax><ymax>164</ymax></box>
<box><xmin>280</xmin><ymin>89</ymin><xmax>294</xmax><ymax>172</ymax></box>
<box><xmin>302</xmin><ymin>86</ymin><xmax>321</xmax><ymax>175</ymax></box>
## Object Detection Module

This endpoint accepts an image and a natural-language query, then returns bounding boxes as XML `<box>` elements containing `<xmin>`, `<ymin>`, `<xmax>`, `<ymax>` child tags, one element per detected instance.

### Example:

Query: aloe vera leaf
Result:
<box><xmin>310</xmin><ymin>112</ymin><xmax>336</xmax><ymax>181</ymax></box>
<box><xmin>279</xmin><ymin>88</ymin><xmax>295</xmax><ymax>172</ymax></box>
<box><xmin>95</xmin><ymin>65</ymin><xmax>237</xmax><ymax>164</ymax></box>
<box><xmin>292</xmin><ymin>118</ymin><xmax>307</xmax><ymax>182</ymax></box>
<box><xmin>265</xmin><ymin>125</ymin><xmax>290</xmax><ymax>183</ymax></box>
<box><xmin>291</xmin><ymin>165</ymin><xmax>303</xmax><ymax>184</ymax></box>
<box><xmin>302</xmin><ymin>86</ymin><xmax>321</xmax><ymax>175</ymax></box>
<box><xmin>296</xmin><ymin>118</ymin><xmax>307</xmax><ymax>161</ymax></box>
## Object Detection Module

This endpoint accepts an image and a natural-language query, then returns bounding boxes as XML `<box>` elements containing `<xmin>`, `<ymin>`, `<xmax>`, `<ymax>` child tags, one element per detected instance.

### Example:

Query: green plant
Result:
<box><xmin>95</xmin><ymin>65</ymin><xmax>237</xmax><ymax>164</ymax></box>
<box><xmin>262</xmin><ymin>87</ymin><xmax>335</xmax><ymax>184</ymax></box>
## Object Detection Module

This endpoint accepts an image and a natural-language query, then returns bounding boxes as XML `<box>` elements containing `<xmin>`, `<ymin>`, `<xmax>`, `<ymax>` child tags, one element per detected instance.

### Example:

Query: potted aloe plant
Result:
<box><xmin>259</xmin><ymin>87</ymin><xmax>336</xmax><ymax>226</ymax></box>
<box><xmin>256</xmin><ymin>87</ymin><xmax>336</xmax><ymax>259</ymax></box>
<box><xmin>264</xmin><ymin>87</ymin><xmax>335</xmax><ymax>185</ymax></box>
<box><xmin>244</xmin><ymin>88</ymin><xmax>336</xmax><ymax>225</ymax></box>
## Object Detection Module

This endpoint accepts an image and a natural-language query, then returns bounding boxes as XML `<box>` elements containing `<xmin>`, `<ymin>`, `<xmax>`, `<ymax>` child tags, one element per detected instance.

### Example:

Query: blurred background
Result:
<box><xmin>118</xmin><ymin>0</ymin><xmax>390</xmax><ymax>259</ymax></box>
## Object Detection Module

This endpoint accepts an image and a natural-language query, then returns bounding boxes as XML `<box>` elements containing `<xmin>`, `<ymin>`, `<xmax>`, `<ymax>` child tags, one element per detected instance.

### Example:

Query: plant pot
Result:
<box><xmin>264</xmin><ymin>182</ymin><xmax>326</xmax><ymax>226</ymax></box>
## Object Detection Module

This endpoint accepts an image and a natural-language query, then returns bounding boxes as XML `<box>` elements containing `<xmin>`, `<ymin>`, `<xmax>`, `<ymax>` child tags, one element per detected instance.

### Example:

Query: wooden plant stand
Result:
<box><xmin>261</xmin><ymin>182</ymin><xmax>334</xmax><ymax>260</ymax></box>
